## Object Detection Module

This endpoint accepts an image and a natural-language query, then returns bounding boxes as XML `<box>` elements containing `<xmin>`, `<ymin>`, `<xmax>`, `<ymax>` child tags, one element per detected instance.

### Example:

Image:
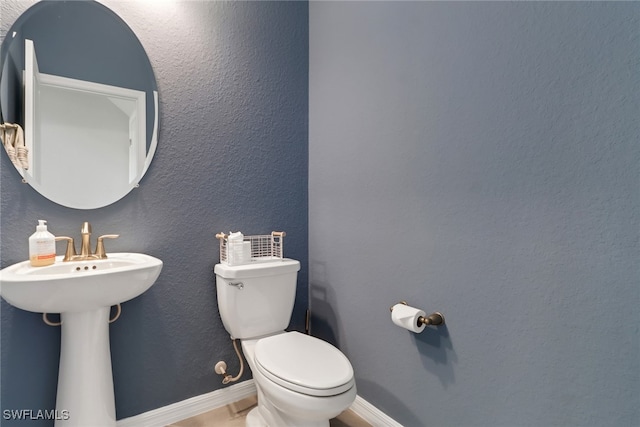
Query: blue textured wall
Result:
<box><xmin>310</xmin><ymin>2</ymin><xmax>639</xmax><ymax>426</ymax></box>
<box><xmin>1</xmin><ymin>0</ymin><xmax>308</xmax><ymax>421</ymax></box>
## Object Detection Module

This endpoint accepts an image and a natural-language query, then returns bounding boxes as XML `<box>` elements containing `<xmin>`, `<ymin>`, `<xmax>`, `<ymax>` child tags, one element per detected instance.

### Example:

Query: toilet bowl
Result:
<box><xmin>242</xmin><ymin>332</ymin><xmax>356</xmax><ymax>427</ymax></box>
<box><xmin>214</xmin><ymin>259</ymin><xmax>357</xmax><ymax>427</ymax></box>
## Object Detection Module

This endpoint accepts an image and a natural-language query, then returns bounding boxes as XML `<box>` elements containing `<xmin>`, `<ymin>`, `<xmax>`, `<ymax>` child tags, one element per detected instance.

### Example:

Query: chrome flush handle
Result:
<box><xmin>228</xmin><ymin>282</ymin><xmax>244</xmax><ymax>290</ymax></box>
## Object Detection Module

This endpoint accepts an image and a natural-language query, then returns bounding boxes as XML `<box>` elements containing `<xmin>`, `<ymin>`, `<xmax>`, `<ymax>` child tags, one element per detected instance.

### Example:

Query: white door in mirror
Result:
<box><xmin>24</xmin><ymin>39</ymin><xmax>152</xmax><ymax>209</ymax></box>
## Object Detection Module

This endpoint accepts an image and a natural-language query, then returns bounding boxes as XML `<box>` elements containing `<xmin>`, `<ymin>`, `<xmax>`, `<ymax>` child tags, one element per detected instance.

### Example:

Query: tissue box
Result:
<box><xmin>227</xmin><ymin>241</ymin><xmax>251</xmax><ymax>266</ymax></box>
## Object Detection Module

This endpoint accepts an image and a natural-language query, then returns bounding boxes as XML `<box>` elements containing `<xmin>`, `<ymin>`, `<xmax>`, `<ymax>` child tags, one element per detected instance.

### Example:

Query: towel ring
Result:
<box><xmin>109</xmin><ymin>304</ymin><xmax>122</xmax><ymax>323</ymax></box>
<box><xmin>43</xmin><ymin>313</ymin><xmax>62</xmax><ymax>327</ymax></box>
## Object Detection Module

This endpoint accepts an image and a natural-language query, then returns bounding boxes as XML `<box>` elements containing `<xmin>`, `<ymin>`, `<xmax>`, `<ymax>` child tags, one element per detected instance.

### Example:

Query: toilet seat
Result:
<box><xmin>254</xmin><ymin>332</ymin><xmax>355</xmax><ymax>397</ymax></box>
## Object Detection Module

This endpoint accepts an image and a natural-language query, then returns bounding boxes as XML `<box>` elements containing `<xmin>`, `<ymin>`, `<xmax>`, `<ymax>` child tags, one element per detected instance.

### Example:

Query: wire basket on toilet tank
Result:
<box><xmin>215</xmin><ymin>231</ymin><xmax>285</xmax><ymax>266</ymax></box>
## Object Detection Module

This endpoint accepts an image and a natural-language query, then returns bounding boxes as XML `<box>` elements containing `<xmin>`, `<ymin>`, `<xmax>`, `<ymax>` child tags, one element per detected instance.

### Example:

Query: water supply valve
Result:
<box><xmin>214</xmin><ymin>361</ymin><xmax>233</xmax><ymax>384</ymax></box>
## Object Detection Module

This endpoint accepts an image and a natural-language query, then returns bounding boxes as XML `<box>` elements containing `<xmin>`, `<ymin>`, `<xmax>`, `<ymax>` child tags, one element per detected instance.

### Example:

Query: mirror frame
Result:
<box><xmin>0</xmin><ymin>0</ymin><xmax>159</xmax><ymax>209</ymax></box>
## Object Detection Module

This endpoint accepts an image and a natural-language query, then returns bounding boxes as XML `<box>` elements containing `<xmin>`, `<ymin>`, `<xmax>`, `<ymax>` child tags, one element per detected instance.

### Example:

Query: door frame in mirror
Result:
<box><xmin>1</xmin><ymin>0</ymin><xmax>159</xmax><ymax>209</ymax></box>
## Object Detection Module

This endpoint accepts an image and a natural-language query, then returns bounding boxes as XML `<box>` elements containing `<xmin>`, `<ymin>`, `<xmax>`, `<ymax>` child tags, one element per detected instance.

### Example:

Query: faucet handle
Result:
<box><xmin>55</xmin><ymin>236</ymin><xmax>77</xmax><ymax>262</ymax></box>
<box><xmin>95</xmin><ymin>234</ymin><xmax>119</xmax><ymax>259</ymax></box>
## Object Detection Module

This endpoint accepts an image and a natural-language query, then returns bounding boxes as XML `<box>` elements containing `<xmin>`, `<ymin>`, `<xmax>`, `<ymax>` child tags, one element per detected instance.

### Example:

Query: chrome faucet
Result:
<box><xmin>55</xmin><ymin>222</ymin><xmax>119</xmax><ymax>262</ymax></box>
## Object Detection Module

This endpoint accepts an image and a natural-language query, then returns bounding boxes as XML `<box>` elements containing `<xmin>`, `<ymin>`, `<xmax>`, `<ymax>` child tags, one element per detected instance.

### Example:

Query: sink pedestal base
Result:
<box><xmin>56</xmin><ymin>307</ymin><xmax>115</xmax><ymax>427</ymax></box>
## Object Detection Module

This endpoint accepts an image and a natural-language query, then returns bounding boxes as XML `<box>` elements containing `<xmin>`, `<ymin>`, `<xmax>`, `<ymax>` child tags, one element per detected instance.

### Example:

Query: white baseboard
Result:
<box><xmin>116</xmin><ymin>379</ymin><xmax>402</xmax><ymax>427</ymax></box>
<box><xmin>116</xmin><ymin>380</ymin><xmax>257</xmax><ymax>427</ymax></box>
<box><xmin>350</xmin><ymin>395</ymin><xmax>403</xmax><ymax>427</ymax></box>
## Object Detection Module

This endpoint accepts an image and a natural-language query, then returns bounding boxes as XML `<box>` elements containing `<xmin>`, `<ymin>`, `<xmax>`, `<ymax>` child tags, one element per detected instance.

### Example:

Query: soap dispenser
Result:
<box><xmin>29</xmin><ymin>220</ymin><xmax>56</xmax><ymax>266</ymax></box>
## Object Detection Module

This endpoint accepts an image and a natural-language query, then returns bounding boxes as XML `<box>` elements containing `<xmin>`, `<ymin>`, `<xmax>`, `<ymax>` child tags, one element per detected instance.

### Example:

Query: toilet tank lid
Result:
<box><xmin>214</xmin><ymin>259</ymin><xmax>300</xmax><ymax>279</ymax></box>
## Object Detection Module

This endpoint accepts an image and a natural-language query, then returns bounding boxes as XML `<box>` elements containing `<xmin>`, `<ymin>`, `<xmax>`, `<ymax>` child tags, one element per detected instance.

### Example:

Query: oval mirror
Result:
<box><xmin>0</xmin><ymin>1</ymin><xmax>158</xmax><ymax>209</ymax></box>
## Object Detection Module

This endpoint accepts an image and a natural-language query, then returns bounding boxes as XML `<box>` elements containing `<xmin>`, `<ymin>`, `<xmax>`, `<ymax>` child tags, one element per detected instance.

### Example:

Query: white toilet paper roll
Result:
<box><xmin>391</xmin><ymin>303</ymin><xmax>426</xmax><ymax>333</ymax></box>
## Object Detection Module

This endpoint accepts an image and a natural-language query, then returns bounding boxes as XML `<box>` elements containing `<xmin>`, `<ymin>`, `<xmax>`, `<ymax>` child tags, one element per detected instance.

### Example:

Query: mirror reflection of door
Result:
<box><xmin>1</xmin><ymin>1</ymin><xmax>158</xmax><ymax>209</ymax></box>
<box><xmin>25</xmin><ymin>39</ymin><xmax>146</xmax><ymax>209</ymax></box>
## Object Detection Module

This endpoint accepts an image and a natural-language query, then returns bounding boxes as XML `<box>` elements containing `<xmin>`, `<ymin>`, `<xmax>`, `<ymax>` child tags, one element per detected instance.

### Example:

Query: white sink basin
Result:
<box><xmin>0</xmin><ymin>252</ymin><xmax>162</xmax><ymax>427</ymax></box>
<box><xmin>0</xmin><ymin>252</ymin><xmax>162</xmax><ymax>313</ymax></box>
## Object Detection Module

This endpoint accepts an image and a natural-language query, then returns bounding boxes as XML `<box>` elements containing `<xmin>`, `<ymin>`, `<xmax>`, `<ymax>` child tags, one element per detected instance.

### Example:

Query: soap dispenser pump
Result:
<box><xmin>29</xmin><ymin>220</ymin><xmax>56</xmax><ymax>267</ymax></box>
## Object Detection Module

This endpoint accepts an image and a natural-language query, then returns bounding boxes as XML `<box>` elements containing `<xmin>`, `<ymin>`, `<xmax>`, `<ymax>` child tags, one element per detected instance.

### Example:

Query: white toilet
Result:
<box><xmin>214</xmin><ymin>259</ymin><xmax>357</xmax><ymax>427</ymax></box>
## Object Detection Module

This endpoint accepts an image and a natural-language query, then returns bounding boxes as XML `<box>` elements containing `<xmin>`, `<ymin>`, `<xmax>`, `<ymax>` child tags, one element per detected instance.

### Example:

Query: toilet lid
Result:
<box><xmin>254</xmin><ymin>332</ymin><xmax>354</xmax><ymax>397</ymax></box>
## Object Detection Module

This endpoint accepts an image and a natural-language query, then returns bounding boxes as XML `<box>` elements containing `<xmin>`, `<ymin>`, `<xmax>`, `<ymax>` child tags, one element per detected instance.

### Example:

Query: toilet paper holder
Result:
<box><xmin>390</xmin><ymin>301</ymin><xmax>445</xmax><ymax>326</ymax></box>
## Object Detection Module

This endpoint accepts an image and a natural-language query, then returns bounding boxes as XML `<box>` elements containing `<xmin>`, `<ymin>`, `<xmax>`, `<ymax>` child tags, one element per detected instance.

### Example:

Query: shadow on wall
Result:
<box><xmin>309</xmin><ymin>282</ymin><xmax>340</xmax><ymax>347</ymax></box>
<box><xmin>308</xmin><ymin>290</ymin><xmax>428</xmax><ymax>424</ymax></box>
<box><xmin>411</xmin><ymin>324</ymin><xmax>457</xmax><ymax>388</ymax></box>
<box><xmin>308</xmin><ymin>260</ymin><xmax>342</xmax><ymax>347</ymax></box>
<box><xmin>309</xmin><ymin>265</ymin><xmax>458</xmax><ymax>388</ymax></box>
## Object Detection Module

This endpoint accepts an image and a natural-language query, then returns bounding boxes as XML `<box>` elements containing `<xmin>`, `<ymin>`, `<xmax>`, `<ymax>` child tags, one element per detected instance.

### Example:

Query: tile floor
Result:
<box><xmin>168</xmin><ymin>395</ymin><xmax>372</xmax><ymax>427</ymax></box>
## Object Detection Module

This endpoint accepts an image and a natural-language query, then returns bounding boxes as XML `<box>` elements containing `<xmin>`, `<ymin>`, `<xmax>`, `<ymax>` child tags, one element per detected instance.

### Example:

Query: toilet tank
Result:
<box><xmin>214</xmin><ymin>259</ymin><xmax>300</xmax><ymax>339</ymax></box>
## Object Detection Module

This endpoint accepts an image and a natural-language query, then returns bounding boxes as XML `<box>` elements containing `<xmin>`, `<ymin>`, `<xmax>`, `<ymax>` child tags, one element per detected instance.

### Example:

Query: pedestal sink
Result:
<box><xmin>0</xmin><ymin>253</ymin><xmax>162</xmax><ymax>427</ymax></box>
